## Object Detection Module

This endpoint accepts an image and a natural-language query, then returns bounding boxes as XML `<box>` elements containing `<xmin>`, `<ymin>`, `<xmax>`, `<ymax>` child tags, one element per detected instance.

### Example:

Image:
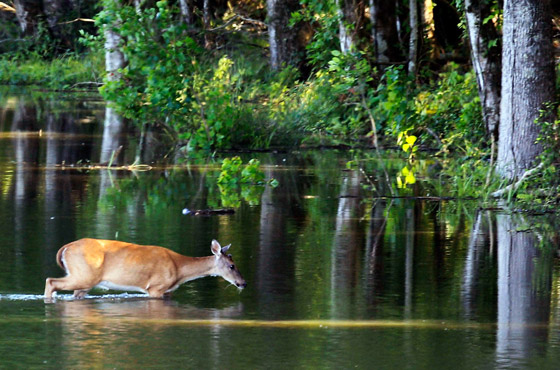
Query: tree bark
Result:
<box><xmin>179</xmin><ymin>0</ymin><xmax>194</xmax><ymax>25</ymax></box>
<box><xmin>464</xmin><ymin>0</ymin><xmax>501</xmax><ymax>142</ymax></box>
<box><xmin>104</xmin><ymin>27</ymin><xmax>126</xmax><ymax>82</ymax></box>
<box><xmin>497</xmin><ymin>0</ymin><xmax>556</xmax><ymax>179</ymax></box>
<box><xmin>422</xmin><ymin>0</ymin><xmax>436</xmax><ymax>59</ymax></box>
<box><xmin>267</xmin><ymin>0</ymin><xmax>301</xmax><ymax>69</ymax></box>
<box><xmin>13</xmin><ymin>0</ymin><xmax>42</xmax><ymax>35</ymax></box>
<box><xmin>369</xmin><ymin>0</ymin><xmax>402</xmax><ymax>64</ymax></box>
<box><xmin>336</xmin><ymin>0</ymin><xmax>361</xmax><ymax>54</ymax></box>
<box><xmin>408</xmin><ymin>0</ymin><xmax>419</xmax><ymax>76</ymax></box>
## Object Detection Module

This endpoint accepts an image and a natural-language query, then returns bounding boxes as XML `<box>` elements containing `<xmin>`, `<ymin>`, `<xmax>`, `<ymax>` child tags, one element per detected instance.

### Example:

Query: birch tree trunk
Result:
<box><xmin>267</xmin><ymin>0</ymin><xmax>300</xmax><ymax>69</ymax></box>
<box><xmin>497</xmin><ymin>0</ymin><xmax>555</xmax><ymax>179</ymax></box>
<box><xmin>464</xmin><ymin>0</ymin><xmax>501</xmax><ymax>141</ymax></box>
<box><xmin>369</xmin><ymin>0</ymin><xmax>402</xmax><ymax>64</ymax></box>
<box><xmin>408</xmin><ymin>0</ymin><xmax>419</xmax><ymax>76</ymax></box>
<box><xmin>103</xmin><ymin>2</ymin><xmax>126</xmax><ymax>82</ymax></box>
<box><xmin>335</xmin><ymin>0</ymin><xmax>361</xmax><ymax>54</ymax></box>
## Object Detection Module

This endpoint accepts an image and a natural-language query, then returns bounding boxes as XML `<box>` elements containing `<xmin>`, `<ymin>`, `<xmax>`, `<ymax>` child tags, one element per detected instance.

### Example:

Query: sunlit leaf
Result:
<box><xmin>406</xmin><ymin>135</ymin><xmax>417</xmax><ymax>145</ymax></box>
<box><xmin>405</xmin><ymin>172</ymin><xmax>416</xmax><ymax>184</ymax></box>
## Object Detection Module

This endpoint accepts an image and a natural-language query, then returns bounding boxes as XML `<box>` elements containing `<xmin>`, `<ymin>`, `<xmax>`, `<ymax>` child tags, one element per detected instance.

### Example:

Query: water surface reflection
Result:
<box><xmin>1</xmin><ymin>89</ymin><xmax>560</xmax><ymax>369</ymax></box>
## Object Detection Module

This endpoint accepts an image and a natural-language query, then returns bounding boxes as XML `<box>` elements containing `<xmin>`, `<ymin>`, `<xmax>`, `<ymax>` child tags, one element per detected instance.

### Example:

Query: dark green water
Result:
<box><xmin>1</xmin><ymin>89</ymin><xmax>560</xmax><ymax>369</ymax></box>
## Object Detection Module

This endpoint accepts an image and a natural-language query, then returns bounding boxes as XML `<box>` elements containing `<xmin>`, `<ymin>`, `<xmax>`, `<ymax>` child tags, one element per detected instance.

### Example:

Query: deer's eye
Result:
<box><xmin>230</xmin><ymin>264</ymin><xmax>235</xmax><ymax>270</ymax></box>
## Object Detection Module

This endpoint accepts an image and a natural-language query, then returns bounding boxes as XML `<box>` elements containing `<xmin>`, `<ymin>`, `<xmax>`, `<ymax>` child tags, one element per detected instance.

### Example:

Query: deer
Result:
<box><xmin>44</xmin><ymin>238</ymin><xmax>247</xmax><ymax>300</ymax></box>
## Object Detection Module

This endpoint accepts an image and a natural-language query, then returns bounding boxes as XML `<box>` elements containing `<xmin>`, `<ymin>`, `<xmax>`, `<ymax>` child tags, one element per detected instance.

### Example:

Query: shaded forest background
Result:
<box><xmin>1</xmin><ymin>0</ymin><xmax>560</xmax><ymax>201</ymax></box>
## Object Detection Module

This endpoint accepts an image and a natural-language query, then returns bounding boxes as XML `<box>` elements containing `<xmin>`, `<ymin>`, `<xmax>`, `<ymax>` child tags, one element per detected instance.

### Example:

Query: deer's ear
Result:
<box><xmin>211</xmin><ymin>240</ymin><xmax>222</xmax><ymax>256</ymax></box>
<box><xmin>221</xmin><ymin>244</ymin><xmax>231</xmax><ymax>254</ymax></box>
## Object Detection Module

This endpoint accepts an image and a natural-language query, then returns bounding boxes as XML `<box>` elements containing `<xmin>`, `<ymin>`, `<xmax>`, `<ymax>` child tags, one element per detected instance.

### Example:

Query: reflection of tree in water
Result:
<box><xmin>461</xmin><ymin>210</ymin><xmax>496</xmax><ymax>319</ymax></box>
<box><xmin>495</xmin><ymin>213</ymin><xmax>553</xmax><ymax>367</ymax></box>
<box><xmin>4</xmin><ymin>95</ymin><xmax>102</xmax><ymax>288</ymax></box>
<box><xmin>256</xmin><ymin>155</ymin><xmax>306</xmax><ymax>319</ymax></box>
<box><xmin>330</xmin><ymin>170</ymin><xmax>364</xmax><ymax>318</ymax></box>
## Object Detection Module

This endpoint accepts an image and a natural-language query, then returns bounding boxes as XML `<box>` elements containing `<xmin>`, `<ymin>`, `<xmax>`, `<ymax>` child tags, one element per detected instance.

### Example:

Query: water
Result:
<box><xmin>1</xmin><ymin>87</ymin><xmax>560</xmax><ymax>369</ymax></box>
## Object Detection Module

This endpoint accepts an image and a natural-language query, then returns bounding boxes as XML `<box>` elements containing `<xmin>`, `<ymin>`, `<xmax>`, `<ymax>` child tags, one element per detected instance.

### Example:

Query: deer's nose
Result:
<box><xmin>237</xmin><ymin>282</ymin><xmax>247</xmax><ymax>289</ymax></box>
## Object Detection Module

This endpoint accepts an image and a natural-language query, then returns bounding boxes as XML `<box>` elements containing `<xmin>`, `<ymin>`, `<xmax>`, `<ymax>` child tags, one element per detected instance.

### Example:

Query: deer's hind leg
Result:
<box><xmin>44</xmin><ymin>277</ymin><xmax>96</xmax><ymax>299</ymax></box>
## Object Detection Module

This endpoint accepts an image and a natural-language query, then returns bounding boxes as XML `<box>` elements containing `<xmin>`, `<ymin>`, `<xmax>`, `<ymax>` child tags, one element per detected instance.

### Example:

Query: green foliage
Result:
<box><xmin>218</xmin><ymin>157</ymin><xmax>269</xmax><ymax>185</ymax></box>
<box><xmin>370</xmin><ymin>65</ymin><xmax>417</xmax><ymax>137</ymax></box>
<box><xmin>0</xmin><ymin>52</ymin><xmax>104</xmax><ymax>88</ymax></box>
<box><xmin>98</xmin><ymin>0</ymin><xmax>198</xmax><ymax>134</ymax></box>
<box><xmin>216</xmin><ymin>156</ymin><xmax>276</xmax><ymax>208</ymax></box>
<box><xmin>292</xmin><ymin>0</ymin><xmax>340</xmax><ymax>70</ymax></box>
<box><xmin>369</xmin><ymin>63</ymin><xmax>484</xmax><ymax>150</ymax></box>
<box><xmin>514</xmin><ymin>104</ymin><xmax>560</xmax><ymax>209</ymax></box>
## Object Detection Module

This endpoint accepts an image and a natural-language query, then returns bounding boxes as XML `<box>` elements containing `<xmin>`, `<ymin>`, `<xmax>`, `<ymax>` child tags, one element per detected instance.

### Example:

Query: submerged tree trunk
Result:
<box><xmin>267</xmin><ymin>0</ymin><xmax>300</xmax><ymax>69</ymax></box>
<box><xmin>369</xmin><ymin>0</ymin><xmax>402</xmax><ymax>64</ymax></box>
<box><xmin>497</xmin><ymin>0</ymin><xmax>556</xmax><ymax>179</ymax></box>
<box><xmin>464</xmin><ymin>0</ymin><xmax>501</xmax><ymax>142</ymax></box>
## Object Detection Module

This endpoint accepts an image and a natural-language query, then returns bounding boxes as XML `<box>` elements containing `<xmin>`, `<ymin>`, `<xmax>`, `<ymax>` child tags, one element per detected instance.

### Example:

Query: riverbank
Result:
<box><xmin>0</xmin><ymin>52</ymin><xmax>103</xmax><ymax>89</ymax></box>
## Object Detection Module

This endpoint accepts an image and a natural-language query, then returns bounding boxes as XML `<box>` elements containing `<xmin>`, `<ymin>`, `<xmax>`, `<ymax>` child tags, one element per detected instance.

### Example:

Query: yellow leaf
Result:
<box><xmin>401</xmin><ymin>167</ymin><xmax>410</xmax><ymax>176</ymax></box>
<box><xmin>406</xmin><ymin>135</ymin><xmax>417</xmax><ymax>145</ymax></box>
<box><xmin>397</xmin><ymin>176</ymin><xmax>404</xmax><ymax>188</ymax></box>
<box><xmin>405</xmin><ymin>172</ymin><xmax>416</xmax><ymax>184</ymax></box>
<box><xmin>397</xmin><ymin>132</ymin><xmax>404</xmax><ymax>145</ymax></box>
<box><xmin>402</xmin><ymin>144</ymin><xmax>410</xmax><ymax>152</ymax></box>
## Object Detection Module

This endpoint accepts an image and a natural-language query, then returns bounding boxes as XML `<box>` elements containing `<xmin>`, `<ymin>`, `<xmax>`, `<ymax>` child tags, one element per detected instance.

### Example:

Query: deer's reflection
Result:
<box><xmin>45</xmin><ymin>298</ymin><xmax>243</xmax><ymax>367</ymax></box>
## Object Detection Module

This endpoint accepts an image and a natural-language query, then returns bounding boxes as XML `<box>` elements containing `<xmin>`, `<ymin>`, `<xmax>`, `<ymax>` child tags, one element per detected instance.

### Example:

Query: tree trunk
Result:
<box><xmin>422</xmin><ymin>0</ymin><xmax>436</xmax><ymax>59</ymax></box>
<box><xmin>497</xmin><ymin>0</ymin><xmax>556</xmax><ymax>179</ymax></box>
<box><xmin>203</xmin><ymin>0</ymin><xmax>215</xmax><ymax>48</ymax></box>
<box><xmin>179</xmin><ymin>0</ymin><xmax>194</xmax><ymax>25</ymax></box>
<box><xmin>13</xmin><ymin>0</ymin><xmax>42</xmax><ymax>35</ymax></box>
<box><xmin>103</xmin><ymin>2</ymin><xmax>126</xmax><ymax>82</ymax></box>
<box><xmin>464</xmin><ymin>0</ymin><xmax>501</xmax><ymax>142</ymax></box>
<box><xmin>336</xmin><ymin>0</ymin><xmax>361</xmax><ymax>53</ymax></box>
<box><xmin>267</xmin><ymin>0</ymin><xmax>300</xmax><ymax>69</ymax></box>
<box><xmin>408</xmin><ymin>0</ymin><xmax>419</xmax><ymax>76</ymax></box>
<box><xmin>369</xmin><ymin>0</ymin><xmax>402</xmax><ymax>64</ymax></box>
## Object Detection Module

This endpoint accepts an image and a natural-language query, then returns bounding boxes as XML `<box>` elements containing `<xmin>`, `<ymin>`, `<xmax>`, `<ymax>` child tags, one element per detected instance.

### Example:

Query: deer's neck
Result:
<box><xmin>177</xmin><ymin>255</ymin><xmax>216</xmax><ymax>283</ymax></box>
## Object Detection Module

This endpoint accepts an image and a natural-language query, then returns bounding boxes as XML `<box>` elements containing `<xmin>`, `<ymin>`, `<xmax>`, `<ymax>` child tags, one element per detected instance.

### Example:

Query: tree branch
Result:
<box><xmin>491</xmin><ymin>162</ymin><xmax>544</xmax><ymax>198</ymax></box>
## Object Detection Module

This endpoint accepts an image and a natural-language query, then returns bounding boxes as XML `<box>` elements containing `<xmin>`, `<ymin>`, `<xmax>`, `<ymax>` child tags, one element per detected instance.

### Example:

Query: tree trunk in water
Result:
<box><xmin>13</xmin><ymin>0</ymin><xmax>42</xmax><ymax>35</ymax></box>
<box><xmin>464</xmin><ymin>0</ymin><xmax>501</xmax><ymax>142</ymax></box>
<box><xmin>408</xmin><ymin>0</ymin><xmax>419</xmax><ymax>76</ymax></box>
<box><xmin>369</xmin><ymin>0</ymin><xmax>402</xmax><ymax>64</ymax></box>
<box><xmin>267</xmin><ymin>0</ymin><xmax>300</xmax><ymax>69</ymax></box>
<box><xmin>497</xmin><ymin>0</ymin><xmax>556</xmax><ymax>179</ymax></box>
<box><xmin>336</xmin><ymin>0</ymin><xmax>361</xmax><ymax>53</ymax></box>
